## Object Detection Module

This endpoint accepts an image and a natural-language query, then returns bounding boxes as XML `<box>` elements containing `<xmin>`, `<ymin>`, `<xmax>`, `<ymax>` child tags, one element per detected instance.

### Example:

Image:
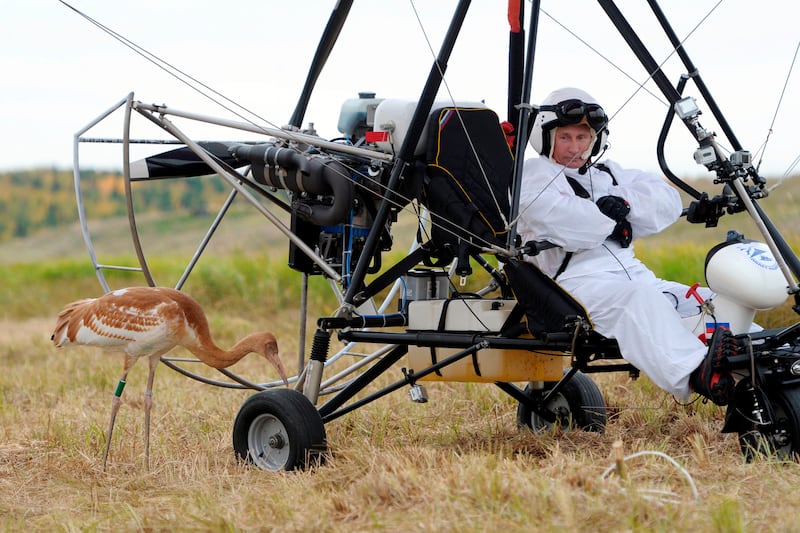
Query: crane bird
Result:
<box><xmin>51</xmin><ymin>286</ymin><xmax>289</xmax><ymax>470</ymax></box>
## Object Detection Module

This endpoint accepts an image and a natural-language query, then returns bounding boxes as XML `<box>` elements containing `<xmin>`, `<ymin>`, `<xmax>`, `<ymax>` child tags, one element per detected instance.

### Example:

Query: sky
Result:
<box><xmin>2</xmin><ymin>0</ymin><xmax>798</xmax><ymax>179</ymax></box>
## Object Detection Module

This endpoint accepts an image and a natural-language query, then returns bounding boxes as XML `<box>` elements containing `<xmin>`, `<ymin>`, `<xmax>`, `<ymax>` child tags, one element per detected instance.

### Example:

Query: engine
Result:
<box><xmin>227</xmin><ymin>98</ymin><xmax>395</xmax><ymax>285</ymax></box>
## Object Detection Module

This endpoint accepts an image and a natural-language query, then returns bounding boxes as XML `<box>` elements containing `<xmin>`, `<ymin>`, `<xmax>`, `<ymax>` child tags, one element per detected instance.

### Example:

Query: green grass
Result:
<box><xmin>0</xmin><ymin>254</ymin><xmax>340</xmax><ymax>321</ymax></box>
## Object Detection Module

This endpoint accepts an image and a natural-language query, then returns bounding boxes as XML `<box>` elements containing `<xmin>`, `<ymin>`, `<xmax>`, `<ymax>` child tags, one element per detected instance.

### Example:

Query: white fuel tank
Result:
<box><xmin>371</xmin><ymin>99</ymin><xmax>487</xmax><ymax>155</ymax></box>
<box><xmin>705</xmin><ymin>239</ymin><xmax>788</xmax><ymax>311</ymax></box>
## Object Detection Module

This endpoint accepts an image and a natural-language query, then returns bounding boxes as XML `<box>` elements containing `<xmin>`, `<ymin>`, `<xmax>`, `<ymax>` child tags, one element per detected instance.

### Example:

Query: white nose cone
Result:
<box><xmin>705</xmin><ymin>240</ymin><xmax>788</xmax><ymax>310</ymax></box>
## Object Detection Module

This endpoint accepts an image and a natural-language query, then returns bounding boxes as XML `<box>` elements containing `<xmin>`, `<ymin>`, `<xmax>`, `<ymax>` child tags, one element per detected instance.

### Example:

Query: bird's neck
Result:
<box><xmin>189</xmin><ymin>334</ymin><xmax>258</xmax><ymax>369</ymax></box>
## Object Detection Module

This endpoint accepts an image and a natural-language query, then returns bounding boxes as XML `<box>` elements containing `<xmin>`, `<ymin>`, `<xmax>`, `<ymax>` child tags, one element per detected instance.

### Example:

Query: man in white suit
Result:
<box><xmin>516</xmin><ymin>87</ymin><xmax>736</xmax><ymax>405</ymax></box>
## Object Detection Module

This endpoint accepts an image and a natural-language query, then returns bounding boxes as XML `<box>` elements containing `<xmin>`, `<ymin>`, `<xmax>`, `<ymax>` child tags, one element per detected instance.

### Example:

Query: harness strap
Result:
<box><xmin>555</xmin><ymin>165</ymin><xmax>617</xmax><ymax>278</ymax></box>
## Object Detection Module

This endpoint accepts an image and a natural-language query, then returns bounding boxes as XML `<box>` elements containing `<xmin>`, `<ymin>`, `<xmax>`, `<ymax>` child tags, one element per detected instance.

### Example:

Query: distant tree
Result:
<box><xmin>211</xmin><ymin>175</ymin><xmax>227</xmax><ymax>193</ymax></box>
<box><xmin>156</xmin><ymin>188</ymin><xmax>173</xmax><ymax>212</ymax></box>
<box><xmin>180</xmin><ymin>178</ymin><xmax>208</xmax><ymax>216</ymax></box>
<box><xmin>44</xmin><ymin>203</ymin><xmax>60</xmax><ymax>227</ymax></box>
<box><xmin>0</xmin><ymin>199</ymin><xmax>8</xmax><ymax>238</ymax></box>
<box><xmin>13</xmin><ymin>207</ymin><xmax>30</xmax><ymax>238</ymax></box>
<box><xmin>0</xmin><ymin>169</ymin><xmax>251</xmax><ymax>242</ymax></box>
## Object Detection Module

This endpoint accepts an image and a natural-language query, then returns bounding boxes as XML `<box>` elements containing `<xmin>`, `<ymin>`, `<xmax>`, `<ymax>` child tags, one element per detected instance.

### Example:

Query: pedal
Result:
<box><xmin>408</xmin><ymin>383</ymin><xmax>428</xmax><ymax>403</ymax></box>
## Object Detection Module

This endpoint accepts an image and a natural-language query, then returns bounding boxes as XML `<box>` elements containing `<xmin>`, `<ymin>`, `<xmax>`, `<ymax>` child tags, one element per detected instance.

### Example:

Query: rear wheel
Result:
<box><xmin>233</xmin><ymin>388</ymin><xmax>327</xmax><ymax>471</ymax></box>
<box><xmin>516</xmin><ymin>370</ymin><xmax>607</xmax><ymax>433</ymax></box>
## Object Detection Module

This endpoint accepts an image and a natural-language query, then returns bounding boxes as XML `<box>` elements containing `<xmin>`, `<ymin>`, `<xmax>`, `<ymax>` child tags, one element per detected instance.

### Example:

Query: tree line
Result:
<box><xmin>0</xmin><ymin>169</ymin><xmax>232</xmax><ymax>242</ymax></box>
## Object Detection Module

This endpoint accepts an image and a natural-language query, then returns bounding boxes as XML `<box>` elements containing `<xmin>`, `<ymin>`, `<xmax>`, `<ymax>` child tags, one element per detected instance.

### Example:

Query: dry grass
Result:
<box><xmin>4</xmin><ymin>308</ymin><xmax>800</xmax><ymax>532</ymax></box>
<box><xmin>3</xmin><ymin>178</ymin><xmax>800</xmax><ymax>530</ymax></box>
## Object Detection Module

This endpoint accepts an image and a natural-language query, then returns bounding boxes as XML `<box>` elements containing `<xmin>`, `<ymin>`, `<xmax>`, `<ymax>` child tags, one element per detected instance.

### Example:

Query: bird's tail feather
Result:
<box><xmin>51</xmin><ymin>298</ymin><xmax>94</xmax><ymax>346</ymax></box>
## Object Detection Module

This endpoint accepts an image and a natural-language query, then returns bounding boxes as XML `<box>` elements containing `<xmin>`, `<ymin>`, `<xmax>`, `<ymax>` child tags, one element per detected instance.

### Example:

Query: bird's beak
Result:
<box><xmin>267</xmin><ymin>344</ymin><xmax>289</xmax><ymax>386</ymax></box>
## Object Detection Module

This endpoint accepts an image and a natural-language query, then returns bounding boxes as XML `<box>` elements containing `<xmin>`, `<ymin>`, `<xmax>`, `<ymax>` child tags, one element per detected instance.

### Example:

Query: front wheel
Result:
<box><xmin>733</xmin><ymin>382</ymin><xmax>800</xmax><ymax>461</ymax></box>
<box><xmin>233</xmin><ymin>388</ymin><xmax>327</xmax><ymax>471</ymax></box>
<box><xmin>516</xmin><ymin>370</ymin><xmax>607</xmax><ymax>433</ymax></box>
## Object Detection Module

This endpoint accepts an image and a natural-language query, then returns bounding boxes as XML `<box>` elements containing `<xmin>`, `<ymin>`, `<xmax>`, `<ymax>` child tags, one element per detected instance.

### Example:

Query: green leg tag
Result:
<box><xmin>114</xmin><ymin>380</ymin><xmax>127</xmax><ymax>397</ymax></box>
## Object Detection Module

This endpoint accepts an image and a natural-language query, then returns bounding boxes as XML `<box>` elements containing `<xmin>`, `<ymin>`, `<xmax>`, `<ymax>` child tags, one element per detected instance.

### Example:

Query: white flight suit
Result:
<box><xmin>516</xmin><ymin>155</ymin><xmax>709</xmax><ymax>399</ymax></box>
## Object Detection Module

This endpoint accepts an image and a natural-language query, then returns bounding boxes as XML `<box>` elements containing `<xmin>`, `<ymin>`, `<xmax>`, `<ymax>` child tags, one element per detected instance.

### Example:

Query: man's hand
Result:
<box><xmin>596</xmin><ymin>195</ymin><xmax>630</xmax><ymax>222</ymax></box>
<box><xmin>609</xmin><ymin>219</ymin><xmax>632</xmax><ymax>248</ymax></box>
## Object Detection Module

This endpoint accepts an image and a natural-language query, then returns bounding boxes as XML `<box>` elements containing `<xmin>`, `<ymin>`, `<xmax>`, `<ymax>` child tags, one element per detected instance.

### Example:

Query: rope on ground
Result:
<box><xmin>600</xmin><ymin>439</ymin><xmax>699</xmax><ymax>503</ymax></box>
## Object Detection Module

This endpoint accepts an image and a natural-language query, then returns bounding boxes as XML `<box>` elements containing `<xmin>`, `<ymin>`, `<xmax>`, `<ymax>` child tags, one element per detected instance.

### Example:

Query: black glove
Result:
<box><xmin>609</xmin><ymin>219</ymin><xmax>632</xmax><ymax>248</ymax></box>
<box><xmin>596</xmin><ymin>195</ymin><xmax>630</xmax><ymax>222</ymax></box>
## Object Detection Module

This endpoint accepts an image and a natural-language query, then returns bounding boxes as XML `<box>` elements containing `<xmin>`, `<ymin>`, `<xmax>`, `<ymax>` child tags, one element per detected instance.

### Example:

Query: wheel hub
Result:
<box><xmin>247</xmin><ymin>413</ymin><xmax>291</xmax><ymax>470</ymax></box>
<box><xmin>268</xmin><ymin>433</ymin><xmax>286</xmax><ymax>449</ymax></box>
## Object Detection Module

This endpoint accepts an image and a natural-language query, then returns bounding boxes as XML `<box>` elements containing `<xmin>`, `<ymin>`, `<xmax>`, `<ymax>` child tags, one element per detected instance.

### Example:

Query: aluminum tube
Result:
<box><xmin>73</xmin><ymin>94</ymin><xmax>133</xmax><ymax>293</ymax></box>
<box><xmin>132</xmin><ymin>101</ymin><xmax>393</xmax><ymax>163</ymax></box>
<box><xmin>732</xmin><ymin>177</ymin><xmax>799</xmax><ymax>292</ymax></box>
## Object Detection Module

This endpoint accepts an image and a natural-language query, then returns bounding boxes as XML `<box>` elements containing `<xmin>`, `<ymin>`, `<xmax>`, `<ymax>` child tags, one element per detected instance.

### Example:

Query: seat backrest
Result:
<box><xmin>420</xmin><ymin>107</ymin><xmax>514</xmax><ymax>267</ymax></box>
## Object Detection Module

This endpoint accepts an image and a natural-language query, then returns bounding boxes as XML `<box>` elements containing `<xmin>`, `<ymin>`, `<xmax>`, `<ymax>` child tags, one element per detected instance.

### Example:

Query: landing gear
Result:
<box><xmin>516</xmin><ymin>371</ymin><xmax>607</xmax><ymax>433</ymax></box>
<box><xmin>732</xmin><ymin>381</ymin><xmax>800</xmax><ymax>461</ymax></box>
<box><xmin>233</xmin><ymin>389</ymin><xmax>327</xmax><ymax>471</ymax></box>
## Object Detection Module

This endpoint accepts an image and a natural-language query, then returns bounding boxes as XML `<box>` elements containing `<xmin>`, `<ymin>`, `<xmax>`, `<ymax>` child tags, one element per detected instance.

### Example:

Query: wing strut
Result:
<box><xmin>506</xmin><ymin>0</ymin><xmax>542</xmax><ymax>249</ymax></box>
<box><xmin>341</xmin><ymin>0</ymin><xmax>473</xmax><ymax>307</ymax></box>
<box><xmin>289</xmin><ymin>0</ymin><xmax>354</xmax><ymax>129</ymax></box>
<box><xmin>645</xmin><ymin>0</ymin><xmax>743</xmax><ymax>152</ymax></box>
<box><xmin>506</xmin><ymin>0</ymin><xmax>525</xmax><ymax>129</ymax></box>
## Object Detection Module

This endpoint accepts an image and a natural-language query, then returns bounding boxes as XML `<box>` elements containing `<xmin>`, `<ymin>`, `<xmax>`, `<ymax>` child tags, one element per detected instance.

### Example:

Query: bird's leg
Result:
<box><xmin>143</xmin><ymin>355</ymin><xmax>160</xmax><ymax>471</ymax></box>
<box><xmin>104</xmin><ymin>356</ymin><xmax>135</xmax><ymax>471</ymax></box>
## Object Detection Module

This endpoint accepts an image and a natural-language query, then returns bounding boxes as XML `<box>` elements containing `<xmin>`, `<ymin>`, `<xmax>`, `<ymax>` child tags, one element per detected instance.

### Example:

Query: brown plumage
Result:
<box><xmin>52</xmin><ymin>286</ymin><xmax>289</xmax><ymax>469</ymax></box>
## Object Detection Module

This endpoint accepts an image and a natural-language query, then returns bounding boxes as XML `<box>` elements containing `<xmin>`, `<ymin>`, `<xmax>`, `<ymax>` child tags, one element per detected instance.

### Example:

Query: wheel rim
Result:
<box><xmin>531</xmin><ymin>393</ymin><xmax>572</xmax><ymax>432</ymax></box>
<box><xmin>247</xmin><ymin>413</ymin><xmax>290</xmax><ymax>470</ymax></box>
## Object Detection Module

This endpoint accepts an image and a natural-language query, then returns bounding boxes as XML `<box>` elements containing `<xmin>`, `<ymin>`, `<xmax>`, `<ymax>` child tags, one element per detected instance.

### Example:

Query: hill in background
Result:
<box><xmin>1</xmin><ymin>168</ymin><xmax>798</xmax><ymax>266</ymax></box>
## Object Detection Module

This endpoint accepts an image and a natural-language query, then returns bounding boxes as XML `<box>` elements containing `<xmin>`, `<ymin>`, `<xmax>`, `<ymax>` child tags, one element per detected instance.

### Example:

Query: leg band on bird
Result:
<box><xmin>114</xmin><ymin>379</ymin><xmax>127</xmax><ymax>397</ymax></box>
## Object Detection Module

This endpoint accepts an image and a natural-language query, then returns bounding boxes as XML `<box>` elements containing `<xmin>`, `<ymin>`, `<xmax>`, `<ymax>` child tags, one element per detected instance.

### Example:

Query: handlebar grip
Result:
<box><xmin>523</xmin><ymin>240</ymin><xmax>558</xmax><ymax>256</ymax></box>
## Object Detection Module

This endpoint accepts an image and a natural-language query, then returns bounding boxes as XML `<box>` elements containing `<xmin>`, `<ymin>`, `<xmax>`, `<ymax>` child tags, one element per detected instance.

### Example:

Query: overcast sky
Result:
<box><xmin>2</xmin><ymin>0</ymin><xmax>798</xmax><ymax>179</ymax></box>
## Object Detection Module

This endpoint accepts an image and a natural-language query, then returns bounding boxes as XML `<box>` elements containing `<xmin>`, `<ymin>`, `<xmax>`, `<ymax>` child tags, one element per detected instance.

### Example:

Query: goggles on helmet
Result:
<box><xmin>539</xmin><ymin>99</ymin><xmax>608</xmax><ymax>131</ymax></box>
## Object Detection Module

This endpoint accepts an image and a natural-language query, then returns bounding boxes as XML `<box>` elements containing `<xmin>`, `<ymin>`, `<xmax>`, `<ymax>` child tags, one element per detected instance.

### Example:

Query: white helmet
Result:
<box><xmin>529</xmin><ymin>87</ymin><xmax>609</xmax><ymax>160</ymax></box>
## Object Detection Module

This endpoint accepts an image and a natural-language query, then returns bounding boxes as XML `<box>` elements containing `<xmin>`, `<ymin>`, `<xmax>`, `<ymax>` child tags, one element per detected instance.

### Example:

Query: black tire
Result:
<box><xmin>233</xmin><ymin>388</ymin><xmax>327</xmax><ymax>471</ymax></box>
<box><xmin>737</xmin><ymin>385</ymin><xmax>800</xmax><ymax>461</ymax></box>
<box><xmin>516</xmin><ymin>370</ymin><xmax>607</xmax><ymax>433</ymax></box>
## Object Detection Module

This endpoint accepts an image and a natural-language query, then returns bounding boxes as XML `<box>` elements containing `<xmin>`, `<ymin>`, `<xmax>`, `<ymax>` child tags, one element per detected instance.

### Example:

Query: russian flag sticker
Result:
<box><xmin>705</xmin><ymin>322</ymin><xmax>730</xmax><ymax>341</ymax></box>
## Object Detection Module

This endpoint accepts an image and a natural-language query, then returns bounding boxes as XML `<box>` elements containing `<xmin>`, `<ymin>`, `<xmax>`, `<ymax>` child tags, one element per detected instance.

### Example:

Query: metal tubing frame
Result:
<box><xmin>174</xmin><ymin>188</ymin><xmax>238</xmax><ymax>290</ymax></box>
<box><xmin>645</xmin><ymin>0</ymin><xmax>743</xmax><ymax>151</ymax></box>
<box><xmin>73</xmin><ymin>93</ymin><xmax>140</xmax><ymax>293</ymax></box>
<box><xmin>122</xmin><ymin>93</ymin><xmax>157</xmax><ymax>286</ymax></box>
<box><xmin>131</xmin><ymin>107</ymin><xmax>343</xmax><ymax>281</ymax></box>
<box><xmin>599</xmin><ymin>0</ymin><xmax>800</xmax><ymax>287</ymax></box>
<box><xmin>131</xmin><ymin>101</ymin><xmax>393</xmax><ymax>163</ymax></box>
<box><xmin>289</xmin><ymin>0</ymin><xmax>354</xmax><ymax>128</ymax></box>
<box><xmin>339</xmin><ymin>0</ymin><xmax>473</xmax><ymax>310</ymax></box>
<box><xmin>507</xmin><ymin>0</ymin><xmax>541</xmax><ymax>248</ymax></box>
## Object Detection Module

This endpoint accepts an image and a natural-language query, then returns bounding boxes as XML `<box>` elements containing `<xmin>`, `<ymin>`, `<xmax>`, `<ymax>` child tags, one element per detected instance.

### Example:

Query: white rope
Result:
<box><xmin>600</xmin><ymin>447</ymin><xmax>700</xmax><ymax>503</ymax></box>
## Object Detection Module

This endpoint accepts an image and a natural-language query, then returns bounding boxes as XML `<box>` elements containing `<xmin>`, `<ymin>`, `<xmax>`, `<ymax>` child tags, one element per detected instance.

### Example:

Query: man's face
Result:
<box><xmin>551</xmin><ymin>123</ymin><xmax>593</xmax><ymax>168</ymax></box>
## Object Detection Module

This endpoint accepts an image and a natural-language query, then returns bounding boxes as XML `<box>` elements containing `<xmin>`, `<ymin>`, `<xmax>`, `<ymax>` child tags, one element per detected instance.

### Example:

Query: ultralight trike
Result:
<box><xmin>71</xmin><ymin>0</ymin><xmax>800</xmax><ymax>470</ymax></box>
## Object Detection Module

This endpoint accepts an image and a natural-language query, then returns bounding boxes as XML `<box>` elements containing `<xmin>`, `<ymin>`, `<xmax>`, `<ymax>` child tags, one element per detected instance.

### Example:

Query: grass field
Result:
<box><xmin>2</xmin><ymin>176</ymin><xmax>800</xmax><ymax>531</ymax></box>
